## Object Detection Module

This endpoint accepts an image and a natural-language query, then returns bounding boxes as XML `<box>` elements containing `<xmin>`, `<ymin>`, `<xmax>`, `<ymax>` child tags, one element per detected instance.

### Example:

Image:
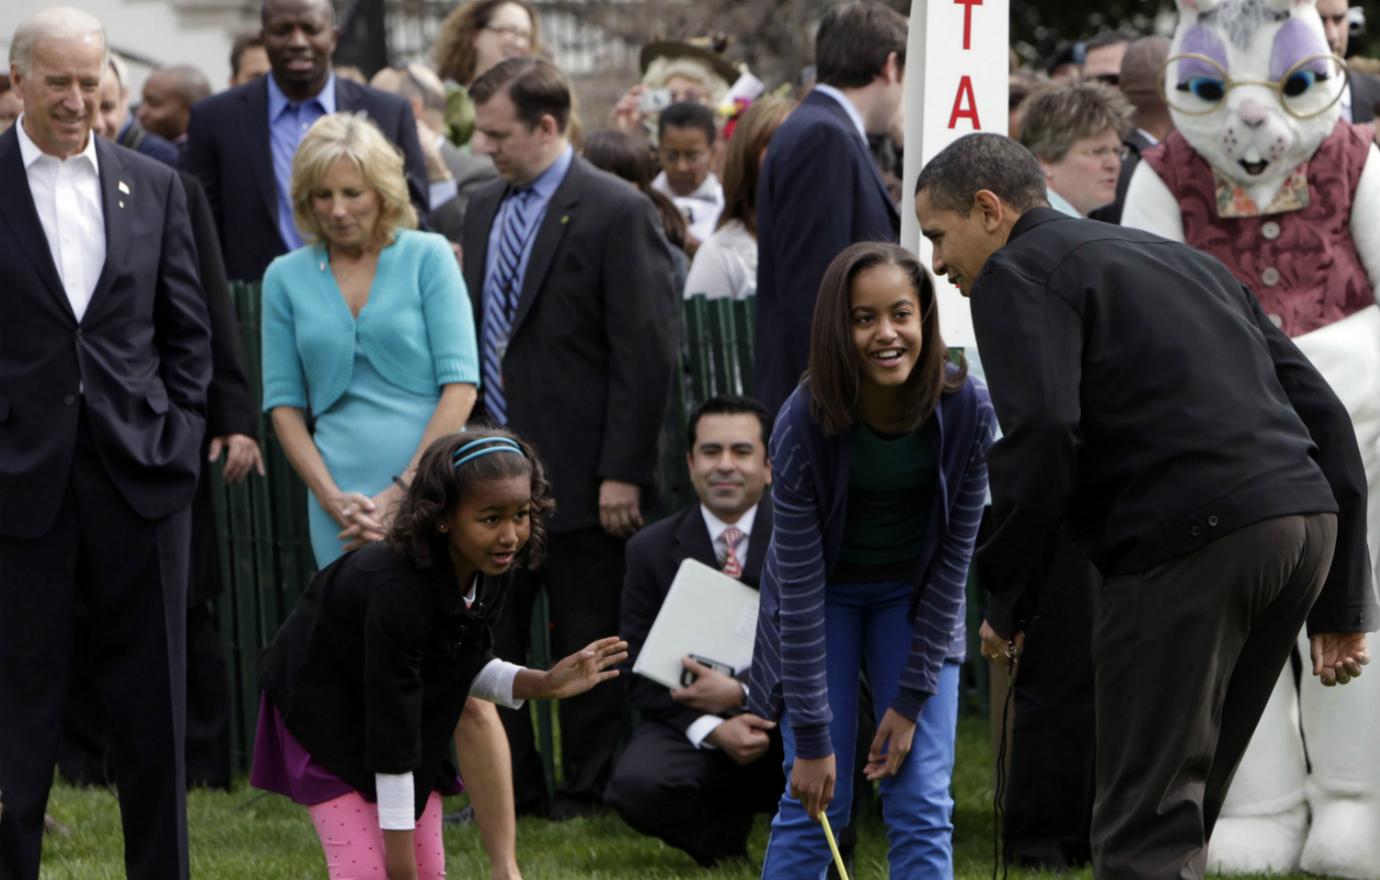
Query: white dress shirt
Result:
<box><xmin>16</xmin><ymin>115</ymin><xmax>106</xmax><ymax>323</ymax></box>
<box><xmin>651</xmin><ymin>171</ymin><xmax>725</xmax><ymax>243</ymax></box>
<box><xmin>1341</xmin><ymin>81</ymin><xmax>1354</xmax><ymax>123</ymax></box>
<box><xmin>685</xmin><ymin>503</ymin><xmax>758</xmax><ymax>749</ymax></box>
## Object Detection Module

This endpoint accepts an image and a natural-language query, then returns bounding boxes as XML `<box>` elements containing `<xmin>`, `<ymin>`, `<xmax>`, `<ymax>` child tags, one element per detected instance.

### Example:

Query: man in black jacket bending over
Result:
<box><xmin>914</xmin><ymin>133</ymin><xmax>1376</xmax><ymax>880</ymax></box>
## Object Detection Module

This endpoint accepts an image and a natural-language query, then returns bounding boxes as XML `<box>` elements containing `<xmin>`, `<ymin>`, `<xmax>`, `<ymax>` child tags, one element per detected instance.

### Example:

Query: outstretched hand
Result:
<box><xmin>543</xmin><ymin>636</ymin><xmax>628</xmax><ymax>699</ymax></box>
<box><xmin>1310</xmin><ymin>632</ymin><xmax>1370</xmax><ymax>686</ymax></box>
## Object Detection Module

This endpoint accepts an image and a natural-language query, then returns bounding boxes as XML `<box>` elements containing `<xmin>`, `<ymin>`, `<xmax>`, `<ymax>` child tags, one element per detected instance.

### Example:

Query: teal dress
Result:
<box><xmin>308</xmin><ymin>353</ymin><xmax>438</xmax><ymax>565</ymax></box>
<box><xmin>260</xmin><ymin>230</ymin><xmax>480</xmax><ymax>567</ymax></box>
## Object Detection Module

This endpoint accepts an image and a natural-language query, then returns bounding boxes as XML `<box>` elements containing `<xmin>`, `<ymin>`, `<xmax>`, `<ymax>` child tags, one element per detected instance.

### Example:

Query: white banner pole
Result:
<box><xmin>901</xmin><ymin>0</ymin><xmax>1010</xmax><ymax>348</ymax></box>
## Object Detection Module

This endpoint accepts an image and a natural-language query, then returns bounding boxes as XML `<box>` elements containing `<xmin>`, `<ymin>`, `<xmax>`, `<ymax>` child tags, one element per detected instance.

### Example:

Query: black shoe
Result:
<box><xmin>825</xmin><ymin>841</ymin><xmax>855</xmax><ymax>879</ymax></box>
<box><xmin>548</xmin><ymin>796</ymin><xmax>607</xmax><ymax>822</ymax></box>
<box><xmin>442</xmin><ymin>805</ymin><xmax>476</xmax><ymax>825</ymax></box>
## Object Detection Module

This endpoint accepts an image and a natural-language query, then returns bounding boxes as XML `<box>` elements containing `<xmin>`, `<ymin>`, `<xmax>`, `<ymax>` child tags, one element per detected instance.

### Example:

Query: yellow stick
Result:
<box><xmin>819</xmin><ymin>812</ymin><xmax>851</xmax><ymax>880</ymax></box>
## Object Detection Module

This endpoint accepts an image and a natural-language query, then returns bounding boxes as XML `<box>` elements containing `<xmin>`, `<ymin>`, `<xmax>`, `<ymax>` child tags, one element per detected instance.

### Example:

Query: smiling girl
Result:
<box><xmin>250</xmin><ymin>431</ymin><xmax>626</xmax><ymax>880</ymax></box>
<box><xmin>749</xmin><ymin>242</ymin><xmax>995</xmax><ymax>877</ymax></box>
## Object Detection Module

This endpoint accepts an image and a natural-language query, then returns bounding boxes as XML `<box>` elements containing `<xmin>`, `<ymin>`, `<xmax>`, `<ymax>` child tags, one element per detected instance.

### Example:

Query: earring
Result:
<box><xmin>439</xmin><ymin>524</ymin><xmax>449</xmax><ymax>533</ymax></box>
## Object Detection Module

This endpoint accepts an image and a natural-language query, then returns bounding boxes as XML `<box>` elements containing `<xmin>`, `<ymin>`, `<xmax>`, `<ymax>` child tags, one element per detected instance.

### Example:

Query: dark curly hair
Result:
<box><xmin>387</xmin><ymin>429</ymin><xmax>554</xmax><ymax>569</ymax></box>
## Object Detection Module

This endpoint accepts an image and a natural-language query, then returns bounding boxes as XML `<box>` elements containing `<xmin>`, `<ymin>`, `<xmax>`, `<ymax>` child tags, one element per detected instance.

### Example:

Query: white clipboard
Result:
<box><xmin>631</xmin><ymin>558</ymin><xmax>760</xmax><ymax>690</ymax></box>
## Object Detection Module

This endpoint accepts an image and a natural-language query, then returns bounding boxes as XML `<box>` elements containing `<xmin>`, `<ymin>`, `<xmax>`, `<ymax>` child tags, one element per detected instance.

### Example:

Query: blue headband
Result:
<box><xmin>452</xmin><ymin>437</ymin><xmax>524</xmax><ymax>469</ymax></box>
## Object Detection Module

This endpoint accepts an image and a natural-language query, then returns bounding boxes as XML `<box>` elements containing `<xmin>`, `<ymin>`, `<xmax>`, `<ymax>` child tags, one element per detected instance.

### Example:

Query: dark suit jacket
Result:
<box><xmin>117</xmin><ymin>118</ymin><xmax>180</xmax><ymax>167</ymax></box>
<box><xmin>620</xmin><ymin>502</ymin><xmax>772</xmax><ymax>736</ymax></box>
<box><xmin>0</xmin><ymin>128</ymin><xmax>211</xmax><ymax>538</ymax></box>
<box><xmin>972</xmin><ymin>208</ymin><xmax>1375</xmax><ymax>634</ymax></box>
<box><xmin>1089</xmin><ymin>128</ymin><xmax>1157</xmax><ymax>225</ymax></box>
<box><xmin>461</xmin><ymin>153</ymin><xmax>678</xmax><ymax>532</ymax></box>
<box><xmin>259</xmin><ymin>542</ymin><xmax>506</xmax><ymax>818</ymax></box>
<box><xmin>183</xmin><ymin>74</ymin><xmax>430</xmax><ymax>282</ymax></box>
<box><xmin>1349</xmin><ymin>70</ymin><xmax>1380</xmax><ymax>124</ymax></box>
<box><xmin>753</xmin><ymin>89</ymin><xmax>901</xmax><ymax>416</ymax></box>
<box><xmin>179</xmin><ymin>170</ymin><xmax>257</xmax><ymax>440</ymax></box>
<box><xmin>430</xmin><ymin>140</ymin><xmax>498</xmax><ymax>244</ymax></box>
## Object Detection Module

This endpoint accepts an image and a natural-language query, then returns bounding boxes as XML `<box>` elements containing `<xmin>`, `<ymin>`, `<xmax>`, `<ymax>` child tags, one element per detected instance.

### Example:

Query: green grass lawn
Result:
<box><xmin>39</xmin><ymin>716</ymin><xmax>1321</xmax><ymax>879</ymax></box>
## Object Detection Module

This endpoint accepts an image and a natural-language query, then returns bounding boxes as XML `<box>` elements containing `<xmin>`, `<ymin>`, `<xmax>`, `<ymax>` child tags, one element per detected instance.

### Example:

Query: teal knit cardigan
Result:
<box><xmin>261</xmin><ymin>229</ymin><xmax>479</xmax><ymax>414</ymax></box>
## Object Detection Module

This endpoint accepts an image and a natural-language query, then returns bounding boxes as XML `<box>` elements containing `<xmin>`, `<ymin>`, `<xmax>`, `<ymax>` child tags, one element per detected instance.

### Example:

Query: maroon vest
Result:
<box><xmin>1142</xmin><ymin>121</ymin><xmax>1375</xmax><ymax>338</ymax></box>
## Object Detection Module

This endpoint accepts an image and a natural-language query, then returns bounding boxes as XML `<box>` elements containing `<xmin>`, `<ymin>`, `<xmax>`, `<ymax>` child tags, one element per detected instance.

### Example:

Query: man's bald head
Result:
<box><xmin>138</xmin><ymin>64</ymin><xmax>210</xmax><ymax>140</ymax></box>
<box><xmin>1119</xmin><ymin>36</ymin><xmax>1171</xmax><ymax>119</ymax></box>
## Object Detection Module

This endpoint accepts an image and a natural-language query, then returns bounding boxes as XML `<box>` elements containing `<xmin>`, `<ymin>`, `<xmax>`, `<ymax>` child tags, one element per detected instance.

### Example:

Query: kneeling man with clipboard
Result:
<box><xmin>606</xmin><ymin>396</ymin><xmax>783</xmax><ymax>867</ymax></box>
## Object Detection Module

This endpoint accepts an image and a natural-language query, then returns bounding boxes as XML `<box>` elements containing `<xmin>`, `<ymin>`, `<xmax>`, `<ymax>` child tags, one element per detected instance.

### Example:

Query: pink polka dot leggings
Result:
<box><xmin>307</xmin><ymin>790</ymin><xmax>446</xmax><ymax>879</ymax></box>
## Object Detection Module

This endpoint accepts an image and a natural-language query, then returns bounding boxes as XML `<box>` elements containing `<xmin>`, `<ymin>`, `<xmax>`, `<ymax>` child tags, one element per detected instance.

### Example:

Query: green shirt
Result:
<box><xmin>834</xmin><ymin>421</ymin><xmax>937</xmax><ymax>582</ymax></box>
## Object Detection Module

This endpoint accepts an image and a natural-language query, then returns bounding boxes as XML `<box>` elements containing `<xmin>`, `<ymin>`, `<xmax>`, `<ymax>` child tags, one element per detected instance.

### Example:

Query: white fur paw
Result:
<box><xmin>1299</xmin><ymin>799</ymin><xmax>1380</xmax><ymax>880</ymax></box>
<box><xmin>1207</xmin><ymin>805</ymin><xmax>1307</xmax><ymax>875</ymax></box>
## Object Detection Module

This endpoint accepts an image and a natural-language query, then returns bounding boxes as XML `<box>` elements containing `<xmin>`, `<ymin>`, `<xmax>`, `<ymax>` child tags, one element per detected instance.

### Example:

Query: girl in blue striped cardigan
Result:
<box><xmin>749</xmin><ymin>242</ymin><xmax>994</xmax><ymax>877</ymax></box>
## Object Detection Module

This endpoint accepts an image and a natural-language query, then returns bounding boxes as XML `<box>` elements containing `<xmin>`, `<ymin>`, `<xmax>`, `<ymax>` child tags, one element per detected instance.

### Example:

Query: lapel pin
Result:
<box><xmin>560</xmin><ymin>214</ymin><xmax>569</xmax><ymax>225</ymax></box>
<box><xmin>118</xmin><ymin>180</ymin><xmax>130</xmax><ymax>195</ymax></box>
<box><xmin>118</xmin><ymin>200</ymin><xmax>125</xmax><ymax>208</ymax></box>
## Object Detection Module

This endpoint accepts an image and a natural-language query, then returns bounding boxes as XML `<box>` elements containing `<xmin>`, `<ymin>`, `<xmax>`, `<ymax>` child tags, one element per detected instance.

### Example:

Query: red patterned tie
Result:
<box><xmin>721</xmin><ymin>526</ymin><xmax>744</xmax><ymax>578</ymax></box>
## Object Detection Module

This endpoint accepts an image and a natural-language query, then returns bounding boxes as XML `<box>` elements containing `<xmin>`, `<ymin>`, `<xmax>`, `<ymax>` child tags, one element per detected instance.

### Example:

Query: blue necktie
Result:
<box><xmin>482</xmin><ymin>187</ymin><xmax>537</xmax><ymax>426</ymax></box>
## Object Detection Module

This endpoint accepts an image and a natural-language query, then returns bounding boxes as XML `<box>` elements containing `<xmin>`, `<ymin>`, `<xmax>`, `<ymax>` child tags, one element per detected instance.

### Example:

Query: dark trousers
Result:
<box><xmin>605</xmin><ymin>719</ymin><xmax>784</xmax><ymax>866</ymax></box>
<box><xmin>58</xmin><ymin>463</ymin><xmax>232</xmax><ymax>790</ymax></box>
<box><xmin>1091</xmin><ymin>513</ymin><xmax>1335</xmax><ymax>880</ymax></box>
<box><xmin>491</xmin><ymin>526</ymin><xmax>627</xmax><ymax>814</ymax></box>
<box><xmin>1004</xmin><ymin>534</ymin><xmax>1099</xmax><ymax>868</ymax></box>
<box><xmin>0</xmin><ymin>413</ymin><xmax>190</xmax><ymax>880</ymax></box>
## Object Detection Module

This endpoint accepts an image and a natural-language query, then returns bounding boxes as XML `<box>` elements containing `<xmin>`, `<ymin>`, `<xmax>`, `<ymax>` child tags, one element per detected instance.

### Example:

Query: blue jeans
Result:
<box><xmin>761</xmin><ymin>580</ymin><xmax>960</xmax><ymax>879</ymax></box>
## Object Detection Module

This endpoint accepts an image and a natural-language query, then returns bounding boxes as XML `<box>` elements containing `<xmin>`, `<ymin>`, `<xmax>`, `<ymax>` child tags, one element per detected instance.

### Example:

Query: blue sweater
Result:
<box><xmin>748</xmin><ymin>369</ymin><xmax>994</xmax><ymax>759</ymax></box>
<box><xmin>261</xmin><ymin>229</ymin><xmax>478</xmax><ymax>413</ymax></box>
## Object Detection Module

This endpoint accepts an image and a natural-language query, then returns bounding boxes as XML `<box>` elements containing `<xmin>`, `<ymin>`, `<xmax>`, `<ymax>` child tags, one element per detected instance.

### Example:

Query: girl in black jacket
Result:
<box><xmin>250</xmin><ymin>430</ymin><xmax>626</xmax><ymax>880</ymax></box>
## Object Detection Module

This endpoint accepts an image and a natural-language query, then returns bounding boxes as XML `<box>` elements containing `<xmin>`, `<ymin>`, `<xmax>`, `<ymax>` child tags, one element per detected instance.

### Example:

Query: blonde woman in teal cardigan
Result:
<box><xmin>261</xmin><ymin>113</ymin><xmax>478</xmax><ymax>567</ymax></box>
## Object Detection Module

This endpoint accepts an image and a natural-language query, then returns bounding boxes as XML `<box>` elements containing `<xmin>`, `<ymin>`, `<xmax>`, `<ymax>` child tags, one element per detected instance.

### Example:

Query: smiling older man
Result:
<box><xmin>0</xmin><ymin>9</ymin><xmax>210</xmax><ymax>879</ymax></box>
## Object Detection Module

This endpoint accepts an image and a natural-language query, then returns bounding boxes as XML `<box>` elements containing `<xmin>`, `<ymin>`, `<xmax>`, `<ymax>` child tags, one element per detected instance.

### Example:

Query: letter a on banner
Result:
<box><xmin>900</xmin><ymin>0</ymin><xmax>1009</xmax><ymax>347</ymax></box>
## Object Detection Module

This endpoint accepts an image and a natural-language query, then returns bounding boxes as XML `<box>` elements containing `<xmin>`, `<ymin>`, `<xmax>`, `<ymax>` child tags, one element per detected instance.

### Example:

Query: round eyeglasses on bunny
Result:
<box><xmin>1157</xmin><ymin>52</ymin><xmax>1348</xmax><ymax>119</ymax></box>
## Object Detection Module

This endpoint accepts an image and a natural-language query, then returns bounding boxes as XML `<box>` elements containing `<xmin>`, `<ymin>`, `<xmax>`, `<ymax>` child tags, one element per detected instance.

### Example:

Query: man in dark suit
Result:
<box><xmin>370</xmin><ymin>61</ymin><xmax>497</xmax><ymax>244</ymax></box>
<box><xmin>461</xmin><ymin>57</ymin><xmax>677</xmax><ymax>818</ymax></box>
<box><xmin>605</xmin><ymin>396</ymin><xmax>782</xmax><ymax>867</ymax></box>
<box><xmin>1319</xmin><ymin>0</ymin><xmax>1380</xmax><ymax>124</ymax></box>
<box><xmin>0</xmin><ymin>10</ymin><xmax>211</xmax><ymax>879</ymax></box>
<box><xmin>182</xmin><ymin>0</ymin><xmax>429</xmax><ymax>282</ymax></box>
<box><xmin>916</xmin><ymin>133</ymin><xmax>1376</xmax><ymax>880</ymax></box>
<box><xmin>753</xmin><ymin>0</ymin><xmax>904</xmax><ymax>416</ymax></box>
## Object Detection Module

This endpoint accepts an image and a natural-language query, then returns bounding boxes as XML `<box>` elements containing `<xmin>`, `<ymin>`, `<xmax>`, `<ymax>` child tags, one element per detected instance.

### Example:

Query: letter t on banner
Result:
<box><xmin>900</xmin><ymin>0</ymin><xmax>1009</xmax><ymax>347</ymax></box>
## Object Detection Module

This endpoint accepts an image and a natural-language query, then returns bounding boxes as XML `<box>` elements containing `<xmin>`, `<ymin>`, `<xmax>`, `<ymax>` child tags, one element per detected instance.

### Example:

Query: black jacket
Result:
<box><xmin>620</xmin><ymin>503</ymin><xmax>771</xmax><ymax>735</ymax></box>
<box><xmin>1349</xmin><ymin>70</ymin><xmax>1380</xmax><ymax>124</ymax></box>
<box><xmin>258</xmin><ymin>542</ymin><xmax>508</xmax><ymax>818</ymax></box>
<box><xmin>178</xmin><ymin>170</ymin><xmax>257</xmax><ymax>440</ymax></box>
<box><xmin>0</xmin><ymin>128</ymin><xmax>210</xmax><ymax>538</ymax></box>
<box><xmin>183</xmin><ymin>74</ymin><xmax>430</xmax><ymax>282</ymax></box>
<box><xmin>973</xmin><ymin>208</ymin><xmax>1375</xmax><ymax>635</ymax></box>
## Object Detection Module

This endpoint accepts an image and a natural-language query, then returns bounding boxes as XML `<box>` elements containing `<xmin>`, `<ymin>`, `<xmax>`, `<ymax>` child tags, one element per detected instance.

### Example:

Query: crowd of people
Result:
<box><xmin>2</xmin><ymin>1</ymin><xmax>1379</xmax><ymax>879</ymax></box>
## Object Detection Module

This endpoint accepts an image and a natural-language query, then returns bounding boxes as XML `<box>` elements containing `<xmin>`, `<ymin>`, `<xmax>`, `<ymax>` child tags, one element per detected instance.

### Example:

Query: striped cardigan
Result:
<box><xmin>748</xmin><ymin>369</ymin><xmax>995</xmax><ymax>759</ymax></box>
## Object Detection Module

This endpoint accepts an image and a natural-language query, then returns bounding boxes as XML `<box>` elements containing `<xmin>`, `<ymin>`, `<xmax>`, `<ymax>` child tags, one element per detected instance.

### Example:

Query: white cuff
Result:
<box><xmin>429</xmin><ymin>178</ymin><xmax>458</xmax><ymax>209</ymax></box>
<box><xmin>686</xmin><ymin>714</ymin><xmax>725</xmax><ymax>749</ymax></box>
<box><xmin>469</xmin><ymin>657</ymin><xmax>525</xmax><ymax>709</ymax></box>
<box><xmin>375</xmin><ymin>771</ymin><xmax>415</xmax><ymax>830</ymax></box>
